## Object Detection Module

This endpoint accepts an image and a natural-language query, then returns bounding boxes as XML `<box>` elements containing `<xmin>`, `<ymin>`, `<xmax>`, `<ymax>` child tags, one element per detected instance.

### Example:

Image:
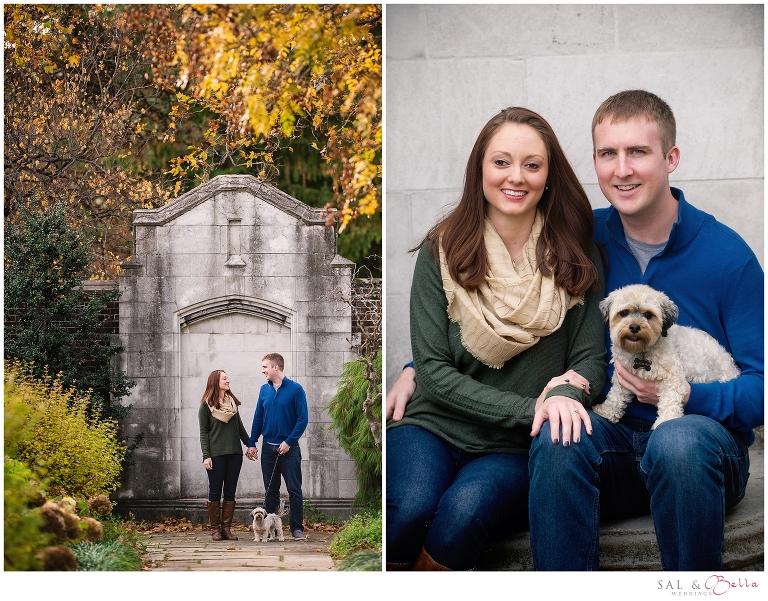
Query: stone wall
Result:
<box><xmin>386</xmin><ymin>4</ymin><xmax>764</xmax><ymax>389</ymax></box>
<box><xmin>115</xmin><ymin>175</ymin><xmax>360</xmax><ymax>515</ymax></box>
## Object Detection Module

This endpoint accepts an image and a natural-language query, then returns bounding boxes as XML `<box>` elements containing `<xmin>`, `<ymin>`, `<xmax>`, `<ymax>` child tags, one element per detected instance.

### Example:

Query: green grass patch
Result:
<box><xmin>69</xmin><ymin>540</ymin><xmax>142</xmax><ymax>571</ymax></box>
<box><xmin>337</xmin><ymin>549</ymin><xmax>381</xmax><ymax>571</ymax></box>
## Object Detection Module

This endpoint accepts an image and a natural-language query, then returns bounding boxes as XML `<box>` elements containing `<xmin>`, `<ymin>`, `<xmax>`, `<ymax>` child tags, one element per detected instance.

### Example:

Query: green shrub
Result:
<box><xmin>69</xmin><ymin>540</ymin><xmax>142</xmax><ymax>571</ymax></box>
<box><xmin>329</xmin><ymin>508</ymin><xmax>382</xmax><ymax>560</ymax></box>
<box><xmin>326</xmin><ymin>351</ymin><xmax>382</xmax><ymax>506</ymax></box>
<box><xmin>5</xmin><ymin>361</ymin><xmax>124</xmax><ymax>497</ymax></box>
<box><xmin>302</xmin><ymin>499</ymin><xmax>339</xmax><ymax>526</ymax></box>
<box><xmin>4</xmin><ymin>459</ymin><xmax>52</xmax><ymax>571</ymax></box>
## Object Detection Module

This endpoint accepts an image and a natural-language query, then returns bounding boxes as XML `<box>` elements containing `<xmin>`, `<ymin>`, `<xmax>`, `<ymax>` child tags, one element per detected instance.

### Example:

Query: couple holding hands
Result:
<box><xmin>198</xmin><ymin>353</ymin><xmax>308</xmax><ymax>542</ymax></box>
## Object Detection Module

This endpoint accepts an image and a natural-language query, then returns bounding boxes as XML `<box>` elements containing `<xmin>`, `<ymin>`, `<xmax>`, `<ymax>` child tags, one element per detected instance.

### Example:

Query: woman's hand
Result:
<box><xmin>385</xmin><ymin>366</ymin><xmax>417</xmax><ymax>421</ymax></box>
<box><xmin>203</xmin><ymin>458</ymin><xmax>213</xmax><ymax>470</ymax></box>
<box><xmin>613</xmin><ymin>362</ymin><xmax>690</xmax><ymax>406</ymax></box>
<box><xmin>531</xmin><ymin>395</ymin><xmax>592</xmax><ymax>446</ymax></box>
<box><xmin>535</xmin><ymin>369</ymin><xmax>591</xmax><ymax>412</ymax></box>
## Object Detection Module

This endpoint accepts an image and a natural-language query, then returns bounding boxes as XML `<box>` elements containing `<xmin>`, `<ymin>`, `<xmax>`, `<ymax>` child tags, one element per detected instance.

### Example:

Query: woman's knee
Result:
<box><xmin>530</xmin><ymin>421</ymin><xmax>598</xmax><ymax>475</ymax></box>
<box><xmin>388</xmin><ymin>484</ymin><xmax>438</xmax><ymax>530</ymax></box>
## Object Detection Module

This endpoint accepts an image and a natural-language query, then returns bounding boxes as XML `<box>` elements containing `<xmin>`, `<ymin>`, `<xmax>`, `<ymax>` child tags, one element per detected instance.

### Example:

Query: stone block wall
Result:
<box><xmin>386</xmin><ymin>4</ymin><xmax>764</xmax><ymax>389</ymax></box>
<box><xmin>115</xmin><ymin>175</ymin><xmax>360</xmax><ymax>510</ymax></box>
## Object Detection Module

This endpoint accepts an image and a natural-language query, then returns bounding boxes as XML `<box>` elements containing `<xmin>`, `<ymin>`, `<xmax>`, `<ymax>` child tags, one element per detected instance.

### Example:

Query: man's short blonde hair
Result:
<box><xmin>262</xmin><ymin>353</ymin><xmax>284</xmax><ymax>371</ymax></box>
<box><xmin>592</xmin><ymin>90</ymin><xmax>677</xmax><ymax>155</ymax></box>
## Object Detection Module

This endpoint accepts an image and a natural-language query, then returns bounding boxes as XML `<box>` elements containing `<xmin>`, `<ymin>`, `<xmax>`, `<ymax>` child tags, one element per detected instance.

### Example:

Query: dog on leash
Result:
<box><xmin>593</xmin><ymin>284</ymin><xmax>740</xmax><ymax>430</ymax></box>
<box><xmin>250</xmin><ymin>500</ymin><xmax>286</xmax><ymax>542</ymax></box>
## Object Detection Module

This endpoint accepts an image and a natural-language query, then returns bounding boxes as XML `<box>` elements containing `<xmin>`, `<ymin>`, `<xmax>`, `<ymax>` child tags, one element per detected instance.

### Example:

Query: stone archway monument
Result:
<box><xmin>115</xmin><ymin>175</ymin><xmax>357</xmax><ymax>521</ymax></box>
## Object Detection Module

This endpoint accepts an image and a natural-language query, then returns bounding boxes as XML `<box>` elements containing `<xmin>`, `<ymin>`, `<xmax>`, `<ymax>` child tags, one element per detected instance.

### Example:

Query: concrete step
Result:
<box><xmin>479</xmin><ymin>449</ymin><xmax>764</xmax><ymax>571</ymax></box>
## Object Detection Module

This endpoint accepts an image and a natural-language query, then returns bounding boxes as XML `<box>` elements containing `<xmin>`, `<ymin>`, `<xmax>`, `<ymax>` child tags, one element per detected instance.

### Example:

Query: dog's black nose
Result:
<box><xmin>629</xmin><ymin>324</ymin><xmax>640</xmax><ymax>334</ymax></box>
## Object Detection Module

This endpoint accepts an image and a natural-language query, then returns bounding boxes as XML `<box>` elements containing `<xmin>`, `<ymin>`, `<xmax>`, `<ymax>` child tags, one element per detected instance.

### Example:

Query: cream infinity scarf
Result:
<box><xmin>439</xmin><ymin>212</ymin><xmax>583</xmax><ymax>369</ymax></box>
<box><xmin>209</xmin><ymin>393</ymin><xmax>238</xmax><ymax>423</ymax></box>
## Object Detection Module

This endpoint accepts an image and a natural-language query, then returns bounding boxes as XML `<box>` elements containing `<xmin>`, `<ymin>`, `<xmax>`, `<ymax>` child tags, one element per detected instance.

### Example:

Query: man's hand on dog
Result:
<box><xmin>614</xmin><ymin>362</ymin><xmax>690</xmax><ymax>406</ymax></box>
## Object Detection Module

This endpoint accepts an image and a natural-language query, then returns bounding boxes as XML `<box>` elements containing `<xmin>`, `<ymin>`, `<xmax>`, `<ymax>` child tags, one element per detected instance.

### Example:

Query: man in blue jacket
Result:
<box><xmin>387</xmin><ymin>90</ymin><xmax>764</xmax><ymax>570</ymax></box>
<box><xmin>247</xmin><ymin>353</ymin><xmax>309</xmax><ymax>540</ymax></box>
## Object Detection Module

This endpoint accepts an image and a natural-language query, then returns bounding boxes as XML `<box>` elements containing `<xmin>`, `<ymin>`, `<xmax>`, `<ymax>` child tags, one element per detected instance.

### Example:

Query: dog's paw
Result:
<box><xmin>592</xmin><ymin>404</ymin><xmax>611</xmax><ymax>419</ymax></box>
<box><xmin>651</xmin><ymin>412</ymin><xmax>682</xmax><ymax>430</ymax></box>
<box><xmin>592</xmin><ymin>403</ymin><xmax>622</xmax><ymax>423</ymax></box>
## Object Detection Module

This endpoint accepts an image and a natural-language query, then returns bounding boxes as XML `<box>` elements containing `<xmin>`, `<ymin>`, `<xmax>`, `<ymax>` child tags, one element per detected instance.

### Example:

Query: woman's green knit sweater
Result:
<box><xmin>387</xmin><ymin>242</ymin><xmax>607</xmax><ymax>454</ymax></box>
<box><xmin>199</xmin><ymin>401</ymin><xmax>250</xmax><ymax>460</ymax></box>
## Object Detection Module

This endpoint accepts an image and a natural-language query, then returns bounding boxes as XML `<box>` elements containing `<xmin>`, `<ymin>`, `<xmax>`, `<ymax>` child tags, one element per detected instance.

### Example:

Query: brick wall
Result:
<box><xmin>4</xmin><ymin>282</ymin><xmax>120</xmax><ymax>339</ymax></box>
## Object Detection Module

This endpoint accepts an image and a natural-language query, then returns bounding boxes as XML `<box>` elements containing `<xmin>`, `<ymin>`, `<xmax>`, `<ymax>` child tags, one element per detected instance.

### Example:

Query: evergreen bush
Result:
<box><xmin>4</xmin><ymin>201</ymin><xmax>134</xmax><ymax>421</ymax></box>
<box><xmin>325</xmin><ymin>350</ymin><xmax>382</xmax><ymax>506</ymax></box>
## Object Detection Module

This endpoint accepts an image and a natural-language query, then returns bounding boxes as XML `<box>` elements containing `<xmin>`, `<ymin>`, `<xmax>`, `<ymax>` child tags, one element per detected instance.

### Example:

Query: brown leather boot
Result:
<box><xmin>412</xmin><ymin>546</ymin><xmax>452</xmax><ymax>571</ymax></box>
<box><xmin>221</xmin><ymin>500</ymin><xmax>238</xmax><ymax>540</ymax></box>
<box><xmin>207</xmin><ymin>501</ymin><xmax>223</xmax><ymax>541</ymax></box>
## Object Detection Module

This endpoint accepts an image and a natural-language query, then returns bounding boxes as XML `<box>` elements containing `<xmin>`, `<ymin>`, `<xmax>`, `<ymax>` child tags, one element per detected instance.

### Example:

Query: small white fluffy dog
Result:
<box><xmin>250</xmin><ymin>500</ymin><xmax>286</xmax><ymax>542</ymax></box>
<box><xmin>593</xmin><ymin>284</ymin><xmax>740</xmax><ymax>429</ymax></box>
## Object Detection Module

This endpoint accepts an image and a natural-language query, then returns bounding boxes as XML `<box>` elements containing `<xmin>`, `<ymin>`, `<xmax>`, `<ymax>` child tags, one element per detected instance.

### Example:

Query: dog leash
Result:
<box><xmin>264</xmin><ymin>446</ymin><xmax>280</xmax><ymax>497</ymax></box>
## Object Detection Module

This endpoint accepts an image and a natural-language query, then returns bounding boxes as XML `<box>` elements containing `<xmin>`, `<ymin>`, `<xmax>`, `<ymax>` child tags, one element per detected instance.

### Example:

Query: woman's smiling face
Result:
<box><xmin>482</xmin><ymin>122</ymin><xmax>549</xmax><ymax>224</ymax></box>
<box><xmin>218</xmin><ymin>371</ymin><xmax>230</xmax><ymax>391</ymax></box>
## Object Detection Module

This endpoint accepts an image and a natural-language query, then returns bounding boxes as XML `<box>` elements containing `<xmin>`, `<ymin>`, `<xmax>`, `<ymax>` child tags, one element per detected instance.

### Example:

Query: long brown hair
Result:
<box><xmin>415</xmin><ymin>107</ymin><xmax>598</xmax><ymax>297</ymax></box>
<box><xmin>200</xmin><ymin>369</ymin><xmax>241</xmax><ymax>408</ymax></box>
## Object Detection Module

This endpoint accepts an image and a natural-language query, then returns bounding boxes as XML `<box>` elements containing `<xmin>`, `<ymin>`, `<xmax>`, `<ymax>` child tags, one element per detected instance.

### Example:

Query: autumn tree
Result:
<box><xmin>5</xmin><ymin>4</ymin><xmax>382</xmax><ymax>276</ymax></box>
<box><xmin>129</xmin><ymin>3</ymin><xmax>382</xmax><ymax>270</ymax></box>
<box><xmin>4</xmin><ymin>4</ymin><xmax>175</xmax><ymax>278</ymax></box>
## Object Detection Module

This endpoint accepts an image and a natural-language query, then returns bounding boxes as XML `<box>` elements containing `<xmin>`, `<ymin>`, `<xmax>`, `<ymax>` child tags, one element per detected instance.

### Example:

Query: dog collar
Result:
<box><xmin>633</xmin><ymin>356</ymin><xmax>652</xmax><ymax>371</ymax></box>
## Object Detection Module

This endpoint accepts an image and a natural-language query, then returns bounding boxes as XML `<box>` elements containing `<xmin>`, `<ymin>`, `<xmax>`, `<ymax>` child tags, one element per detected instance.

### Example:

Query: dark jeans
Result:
<box><xmin>207</xmin><ymin>454</ymin><xmax>243</xmax><ymax>502</ymax></box>
<box><xmin>528</xmin><ymin>412</ymin><xmax>750</xmax><ymax>570</ymax></box>
<box><xmin>386</xmin><ymin>425</ymin><xmax>529</xmax><ymax>570</ymax></box>
<box><xmin>261</xmin><ymin>443</ymin><xmax>304</xmax><ymax>533</ymax></box>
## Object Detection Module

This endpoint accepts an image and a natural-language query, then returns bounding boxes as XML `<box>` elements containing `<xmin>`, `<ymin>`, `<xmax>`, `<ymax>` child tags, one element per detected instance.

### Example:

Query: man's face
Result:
<box><xmin>592</xmin><ymin>116</ymin><xmax>680</xmax><ymax>220</ymax></box>
<box><xmin>262</xmin><ymin>360</ymin><xmax>280</xmax><ymax>383</ymax></box>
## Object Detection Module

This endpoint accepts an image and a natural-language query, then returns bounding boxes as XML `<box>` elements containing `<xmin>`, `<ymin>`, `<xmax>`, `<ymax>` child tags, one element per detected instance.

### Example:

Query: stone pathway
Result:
<box><xmin>142</xmin><ymin>525</ymin><xmax>338</xmax><ymax>571</ymax></box>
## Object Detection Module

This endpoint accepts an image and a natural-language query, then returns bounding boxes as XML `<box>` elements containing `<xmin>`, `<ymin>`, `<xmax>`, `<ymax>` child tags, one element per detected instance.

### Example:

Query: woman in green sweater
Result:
<box><xmin>199</xmin><ymin>369</ymin><xmax>252</xmax><ymax>540</ymax></box>
<box><xmin>386</xmin><ymin>107</ymin><xmax>607</xmax><ymax>571</ymax></box>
